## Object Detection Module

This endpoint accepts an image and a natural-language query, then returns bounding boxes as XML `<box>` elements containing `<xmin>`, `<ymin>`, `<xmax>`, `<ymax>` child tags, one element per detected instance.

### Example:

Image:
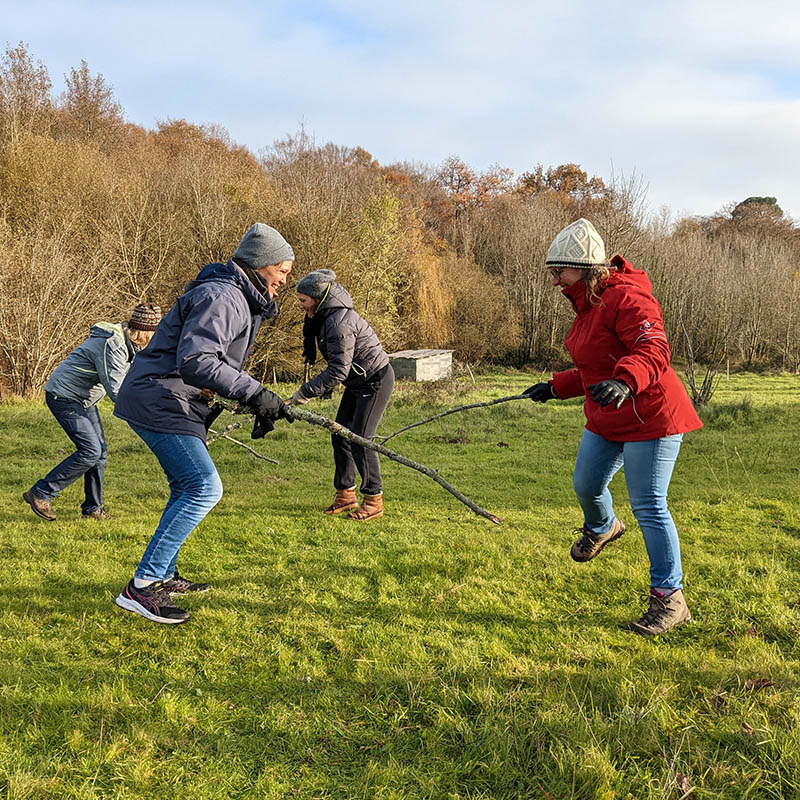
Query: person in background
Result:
<box><xmin>113</xmin><ymin>223</ymin><xmax>294</xmax><ymax>624</ymax></box>
<box><xmin>525</xmin><ymin>218</ymin><xmax>702</xmax><ymax>636</ymax></box>
<box><xmin>288</xmin><ymin>269</ymin><xmax>393</xmax><ymax>522</ymax></box>
<box><xmin>23</xmin><ymin>304</ymin><xmax>161</xmax><ymax>522</ymax></box>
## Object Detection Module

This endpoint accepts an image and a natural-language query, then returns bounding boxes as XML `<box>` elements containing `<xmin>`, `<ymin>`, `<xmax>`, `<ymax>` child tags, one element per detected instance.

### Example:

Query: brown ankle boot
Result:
<box><xmin>629</xmin><ymin>589</ymin><xmax>691</xmax><ymax>636</ymax></box>
<box><xmin>347</xmin><ymin>493</ymin><xmax>383</xmax><ymax>521</ymax></box>
<box><xmin>570</xmin><ymin>518</ymin><xmax>625</xmax><ymax>562</ymax></box>
<box><xmin>23</xmin><ymin>489</ymin><xmax>56</xmax><ymax>521</ymax></box>
<box><xmin>323</xmin><ymin>488</ymin><xmax>358</xmax><ymax>515</ymax></box>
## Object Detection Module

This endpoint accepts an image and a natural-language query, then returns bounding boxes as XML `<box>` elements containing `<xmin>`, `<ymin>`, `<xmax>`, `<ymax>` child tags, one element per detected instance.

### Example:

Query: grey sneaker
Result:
<box><xmin>629</xmin><ymin>589</ymin><xmax>691</xmax><ymax>636</ymax></box>
<box><xmin>570</xmin><ymin>518</ymin><xmax>626</xmax><ymax>562</ymax></box>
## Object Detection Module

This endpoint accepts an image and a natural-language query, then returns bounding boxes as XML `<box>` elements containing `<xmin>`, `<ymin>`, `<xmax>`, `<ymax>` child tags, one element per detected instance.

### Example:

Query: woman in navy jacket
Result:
<box><xmin>114</xmin><ymin>223</ymin><xmax>293</xmax><ymax>624</ymax></box>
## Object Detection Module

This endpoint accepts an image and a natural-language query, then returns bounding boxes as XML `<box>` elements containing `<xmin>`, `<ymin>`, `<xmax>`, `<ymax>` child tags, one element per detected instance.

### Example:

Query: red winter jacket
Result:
<box><xmin>550</xmin><ymin>256</ymin><xmax>702</xmax><ymax>442</ymax></box>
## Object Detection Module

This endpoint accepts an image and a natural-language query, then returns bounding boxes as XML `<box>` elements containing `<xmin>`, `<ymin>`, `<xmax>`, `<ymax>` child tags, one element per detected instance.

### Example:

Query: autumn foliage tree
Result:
<box><xmin>1</xmin><ymin>43</ymin><xmax>799</xmax><ymax>398</ymax></box>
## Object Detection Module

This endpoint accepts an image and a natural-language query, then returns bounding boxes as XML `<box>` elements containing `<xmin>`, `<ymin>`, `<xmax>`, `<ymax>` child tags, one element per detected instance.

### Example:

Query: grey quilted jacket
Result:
<box><xmin>300</xmin><ymin>283</ymin><xmax>389</xmax><ymax>398</ymax></box>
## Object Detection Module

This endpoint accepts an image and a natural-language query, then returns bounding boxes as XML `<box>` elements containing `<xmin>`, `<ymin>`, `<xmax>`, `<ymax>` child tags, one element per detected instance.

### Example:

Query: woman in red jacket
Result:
<box><xmin>525</xmin><ymin>218</ymin><xmax>702</xmax><ymax>636</ymax></box>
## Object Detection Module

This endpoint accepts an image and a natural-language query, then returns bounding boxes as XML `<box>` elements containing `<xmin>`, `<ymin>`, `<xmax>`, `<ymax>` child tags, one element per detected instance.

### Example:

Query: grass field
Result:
<box><xmin>1</xmin><ymin>371</ymin><xmax>799</xmax><ymax>799</ymax></box>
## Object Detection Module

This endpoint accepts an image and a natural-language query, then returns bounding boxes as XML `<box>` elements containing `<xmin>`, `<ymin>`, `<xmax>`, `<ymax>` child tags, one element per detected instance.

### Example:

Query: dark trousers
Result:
<box><xmin>33</xmin><ymin>392</ymin><xmax>107</xmax><ymax>513</ymax></box>
<box><xmin>332</xmin><ymin>367</ymin><xmax>394</xmax><ymax>495</ymax></box>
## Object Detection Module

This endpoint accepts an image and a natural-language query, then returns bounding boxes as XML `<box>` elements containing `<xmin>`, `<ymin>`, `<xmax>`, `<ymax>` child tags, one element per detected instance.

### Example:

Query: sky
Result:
<box><xmin>4</xmin><ymin>0</ymin><xmax>800</xmax><ymax>221</ymax></box>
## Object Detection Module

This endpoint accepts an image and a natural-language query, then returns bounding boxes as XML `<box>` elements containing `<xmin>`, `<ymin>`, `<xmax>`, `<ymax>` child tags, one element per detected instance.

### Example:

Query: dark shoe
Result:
<box><xmin>23</xmin><ymin>489</ymin><xmax>56</xmax><ymax>522</ymax></box>
<box><xmin>347</xmin><ymin>493</ymin><xmax>384</xmax><ymax>521</ymax></box>
<box><xmin>115</xmin><ymin>579</ymin><xmax>190</xmax><ymax>624</ymax></box>
<box><xmin>629</xmin><ymin>588</ymin><xmax>692</xmax><ymax>636</ymax></box>
<box><xmin>162</xmin><ymin>570</ymin><xmax>211</xmax><ymax>594</ymax></box>
<box><xmin>323</xmin><ymin>488</ymin><xmax>358</xmax><ymax>515</ymax></box>
<box><xmin>570</xmin><ymin>518</ymin><xmax>625</xmax><ymax>562</ymax></box>
<box><xmin>82</xmin><ymin>508</ymin><xmax>111</xmax><ymax>520</ymax></box>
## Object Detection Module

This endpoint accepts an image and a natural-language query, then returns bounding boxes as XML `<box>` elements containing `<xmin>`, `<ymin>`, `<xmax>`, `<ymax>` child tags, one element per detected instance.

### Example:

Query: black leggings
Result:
<box><xmin>332</xmin><ymin>367</ymin><xmax>394</xmax><ymax>495</ymax></box>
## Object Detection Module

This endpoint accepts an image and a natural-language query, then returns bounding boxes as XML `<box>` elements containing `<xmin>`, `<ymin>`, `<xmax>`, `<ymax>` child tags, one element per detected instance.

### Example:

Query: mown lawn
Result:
<box><xmin>1</xmin><ymin>371</ymin><xmax>799</xmax><ymax>799</ymax></box>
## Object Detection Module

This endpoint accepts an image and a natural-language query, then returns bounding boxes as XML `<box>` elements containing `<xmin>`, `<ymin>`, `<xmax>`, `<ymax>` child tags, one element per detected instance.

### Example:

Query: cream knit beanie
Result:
<box><xmin>545</xmin><ymin>218</ymin><xmax>606</xmax><ymax>268</ymax></box>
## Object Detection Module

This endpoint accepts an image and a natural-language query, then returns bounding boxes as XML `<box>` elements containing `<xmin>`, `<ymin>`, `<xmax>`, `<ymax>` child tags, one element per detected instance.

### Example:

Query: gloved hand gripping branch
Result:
<box><xmin>523</xmin><ymin>382</ymin><xmax>556</xmax><ymax>403</ymax></box>
<box><xmin>249</xmin><ymin>387</ymin><xmax>294</xmax><ymax>439</ymax></box>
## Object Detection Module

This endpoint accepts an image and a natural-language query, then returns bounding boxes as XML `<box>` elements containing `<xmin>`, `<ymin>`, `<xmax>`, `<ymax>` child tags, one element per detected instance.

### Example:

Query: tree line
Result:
<box><xmin>2</xmin><ymin>43</ymin><xmax>798</xmax><ymax>399</ymax></box>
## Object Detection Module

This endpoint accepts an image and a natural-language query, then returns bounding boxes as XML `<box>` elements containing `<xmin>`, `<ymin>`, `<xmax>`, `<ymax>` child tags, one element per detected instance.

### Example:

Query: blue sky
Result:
<box><xmin>4</xmin><ymin>0</ymin><xmax>800</xmax><ymax>220</ymax></box>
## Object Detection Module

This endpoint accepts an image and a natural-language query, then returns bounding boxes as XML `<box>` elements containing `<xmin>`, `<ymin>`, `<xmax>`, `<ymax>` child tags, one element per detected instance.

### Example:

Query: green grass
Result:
<box><xmin>1</xmin><ymin>372</ymin><xmax>799</xmax><ymax>799</ymax></box>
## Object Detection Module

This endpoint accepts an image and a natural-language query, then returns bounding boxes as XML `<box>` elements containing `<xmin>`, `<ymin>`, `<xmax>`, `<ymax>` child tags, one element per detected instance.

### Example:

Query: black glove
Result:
<box><xmin>248</xmin><ymin>387</ymin><xmax>293</xmax><ymax>439</ymax></box>
<box><xmin>249</xmin><ymin>387</ymin><xmax>285</xmax><ymax>418</ymax></box>
<box><xmin>251</xmin><ymin>415</ymin><xmax>275</xmax><ymax>439</ymax></box>
<box><xmin>523</xmin><ymin>382</ymin><xmax>555</xmax><ymax>403</ymax></box>
<box><xmin>588</xmin><ymin>379</ymin><xmax>631</xmax><ymax>409</ymax></box>
<box><xmin>204</xmin><ymin>402</ymin><xmax>225</xmax><ymax>433</ymax></box>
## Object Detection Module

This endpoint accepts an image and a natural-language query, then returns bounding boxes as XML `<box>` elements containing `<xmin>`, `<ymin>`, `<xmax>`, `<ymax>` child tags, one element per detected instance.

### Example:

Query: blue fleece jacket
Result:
<box><xmin>114</xmin><ymin>260</ymin><xmax>277</xmax><ymax>440</ymax></box>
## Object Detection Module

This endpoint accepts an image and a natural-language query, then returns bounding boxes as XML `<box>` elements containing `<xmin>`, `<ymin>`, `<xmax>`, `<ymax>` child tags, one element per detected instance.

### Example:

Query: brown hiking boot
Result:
<box><xmin>347</xmin><ymin>493</ymin><xmax>383</xmax><ymax>521</ymax></box>
<box><xmin>23</xmin><ymin>489</ymin><xmax>56</xmax><ymax>522</ymax></box>
<box><xmin>323</xmin><ymin>488</ymin><xmax>358</xmax><ymax>515</ymax></box>
<box><xmin>629</xmin><ymin>589</ymin><xmax>692</xmax><ymax>636</ymax></box>
<box><xmin>570</xmin><ymin>518</ymin><xmax>625</xmax><ymax>562</ymax></box>
<box><xmin>82</xmin><ymin>508</ymin><xmax>111</xmax><ymax>520</ymax></box>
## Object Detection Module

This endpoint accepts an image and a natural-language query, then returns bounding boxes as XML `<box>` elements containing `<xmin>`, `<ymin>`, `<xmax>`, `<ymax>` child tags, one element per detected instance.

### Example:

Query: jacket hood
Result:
<box><xmin>563</xmin><ymin>255</ymin><xmax>653</xmax><ymax>312</ymax></box>
<box><xmin>185</xmin><ymin>259</ymin><xmax>277</xmax><ymax>317</ymax></box>
<box><xmin>316</xmin><ymin>282</ymin><xmax>353</xmax><ymax>316</ymax></box>
<box><xmin>89</xmin><ymin>322</ymin><xmax>125</xmax><ymax>339</ymax></box>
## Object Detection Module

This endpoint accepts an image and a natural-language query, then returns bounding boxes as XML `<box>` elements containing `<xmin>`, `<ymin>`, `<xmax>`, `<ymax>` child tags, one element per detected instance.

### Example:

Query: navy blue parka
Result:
<box><xmin>115</xmin><ymin>260</ymin><xmax>276</xmax><ymax>440</ymax></box>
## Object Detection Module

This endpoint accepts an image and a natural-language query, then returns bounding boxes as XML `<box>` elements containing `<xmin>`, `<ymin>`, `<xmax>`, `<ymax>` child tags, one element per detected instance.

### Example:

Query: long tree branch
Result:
<box><xmin>206</xmin><ymin>399</ymin><xmax>502</xmax><ymax>524</ymax></box>
<box><xmin>375</xmin><ymin>393</ymin><xmax>528</xmax><ymax>443</ymax></box>
<box><xmin>286</xmin><ymin>405</ymin><xmax>501</xmax><ymax>524</ymax></box>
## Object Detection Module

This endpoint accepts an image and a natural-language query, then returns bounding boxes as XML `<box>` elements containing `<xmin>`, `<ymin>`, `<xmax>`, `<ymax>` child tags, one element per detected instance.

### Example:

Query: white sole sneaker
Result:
<box><xmin>115</xmin><ymin>592</ymin><xmax>190</xmax><ymax>624</ymax></box>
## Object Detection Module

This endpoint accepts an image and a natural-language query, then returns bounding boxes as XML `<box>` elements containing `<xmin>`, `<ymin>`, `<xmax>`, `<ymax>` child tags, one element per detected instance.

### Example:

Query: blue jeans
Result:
<box><xmin>572</xmin><ymin>429</ymin><xmax>684</xmax><ymax>590</ymax></box>
<box><xmin>130</xmin><ymin>426</ymin><xmax>223</xmax><ymax>582</ymax></box>
<box><xmin>33</xmin><ymin>392</ymin><xmax>107</xmax><ymax>513</ymax></box>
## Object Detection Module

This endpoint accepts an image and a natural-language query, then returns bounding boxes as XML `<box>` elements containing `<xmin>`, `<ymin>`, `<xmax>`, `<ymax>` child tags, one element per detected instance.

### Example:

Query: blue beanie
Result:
<box><xmin>234</xmin><ymin>223</ymin><xmax>294</xmax><ymax>268</ymax></box>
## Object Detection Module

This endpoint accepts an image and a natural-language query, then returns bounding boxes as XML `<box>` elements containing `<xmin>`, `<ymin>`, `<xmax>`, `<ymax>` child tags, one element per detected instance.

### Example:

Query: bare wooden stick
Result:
<box><xmin>207</xmin><ymin>430</ymin><xmax>280</xmax><ymax>464</ymax></box>
<box><xmin>376</xmin><ymin>393</ymin><xmax>528</xmax><ymax>443</ymax></box>
<box><xmin>206</xmin><ymin>413</ymin><xmax>248</xmax><ymax>443</ymax></box>
<box><xmin>285</xmin><ymin>404</ymin><xmax>502</xmax><ymax>524</ymax></box>
<box><xmin>206</xmin><ymin>397</ymin><xmax>502</xmax><ymax>524</ymax></box>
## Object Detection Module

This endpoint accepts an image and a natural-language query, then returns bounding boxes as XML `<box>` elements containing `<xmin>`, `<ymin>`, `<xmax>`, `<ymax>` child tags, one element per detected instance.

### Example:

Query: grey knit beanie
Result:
<box><xmin>296</xmin><ymin>269</ymin><xmax>336</xmax><ymax>299</ymax></box>
<box><xmin>234</xmin><ymin>223</ymin><xmax>294</xmax><ymax>269</ymax></box>
<box><xmin>545</xmin><ymin>218</ymin><xmax>606</xmax><ymax>268</ymax></box>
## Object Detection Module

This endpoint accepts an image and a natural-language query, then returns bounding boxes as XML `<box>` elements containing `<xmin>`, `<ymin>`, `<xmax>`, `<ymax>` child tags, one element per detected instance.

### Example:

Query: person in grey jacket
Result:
<box><xmin>289</xmin><ymin>269</ymin><xmax>393</xmax><ymax>521</ymax></box>
<box><xmin>113</xmin><ymin>223</ymin><xmax>294</xmax><ymax>625</ymax></box>
<box><xmin>23</xmin><ymin>305</ymin><xmax>161</xmax><ymax>522</ymax></box>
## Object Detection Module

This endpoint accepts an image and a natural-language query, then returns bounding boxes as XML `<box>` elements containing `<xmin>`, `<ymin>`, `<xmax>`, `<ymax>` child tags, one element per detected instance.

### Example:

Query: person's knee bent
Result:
<box><xmin>573</xmin><ymin>469</ymin><xmax>605</xmax><ymax>502</ymax></box>
<box><xmin>75</xmin><ymin>440</ymin><xmax>104</xmax><ymax>468</ymax></box>
<box><xmin>208</xmin><ymin>471</ymin><xmax>223</xmax><ymax>506</ymax></box>
<box><xmin>201</xmin><ymin>470</ymin><xmax>223</xmax><ymax>508</ymax></box>
<box><xmin>182</xmin><ymin>465</ymin><xmax>223</xmax><ymax>506</ymax></box>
